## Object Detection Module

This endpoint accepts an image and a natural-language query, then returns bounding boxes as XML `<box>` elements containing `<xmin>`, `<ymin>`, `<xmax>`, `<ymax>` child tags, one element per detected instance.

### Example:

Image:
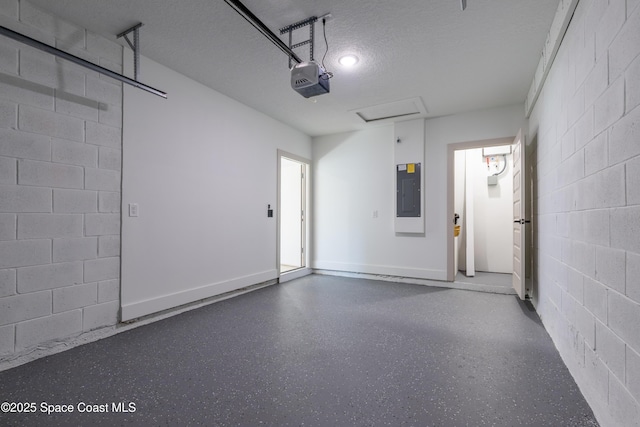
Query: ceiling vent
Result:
<box><xmin>351</xmin><ymin>97</ymin><xmax>428</xmax><ymax>123</ymax></box>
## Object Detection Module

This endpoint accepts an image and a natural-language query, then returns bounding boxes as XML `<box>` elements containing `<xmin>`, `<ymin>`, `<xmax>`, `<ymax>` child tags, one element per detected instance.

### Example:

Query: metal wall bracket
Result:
<box><xmin>117</xmin><ymin>23</ymin><xmax>144</xmax><ymax>81</ymax></box>
<box><xmin>280</xmin><ymin>16</ymin><xmax>317</xmax><ymax>69</ymax></box>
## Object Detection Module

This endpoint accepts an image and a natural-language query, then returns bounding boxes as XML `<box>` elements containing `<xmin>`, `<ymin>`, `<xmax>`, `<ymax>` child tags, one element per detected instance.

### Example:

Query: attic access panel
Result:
<box><xmin>352</xmin><ymin>97</ymin><xmax>428</xmax><ymax>123</ymax></box>
<box><xmin>396</xmin><ymin>163</ymin><xmax>421</xmax><ymax>217</ymax></box>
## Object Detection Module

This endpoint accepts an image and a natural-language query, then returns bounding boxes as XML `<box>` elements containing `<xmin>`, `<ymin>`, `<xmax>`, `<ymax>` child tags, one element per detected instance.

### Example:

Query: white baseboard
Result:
<box><xmin>121</xmin><ymin>269</ymin><xmax>278</xmax><ymax>321</ymax></box>
<box><xmin>312</xmin><ymin>261</ymin><xmax>448</xmax><ymax>281</ymax></box>
<box><xmin>313</xmin><ymin>268</ymin><xmax>516</xmax><ymax>295</ymax></box>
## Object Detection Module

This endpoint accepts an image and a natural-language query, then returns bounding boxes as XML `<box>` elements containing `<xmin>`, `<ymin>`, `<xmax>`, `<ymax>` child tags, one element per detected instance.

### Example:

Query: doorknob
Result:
<box><xmin>513</xmin><ymin>219</ymin><xmax>531</xmax><ymax>224</ymax></box>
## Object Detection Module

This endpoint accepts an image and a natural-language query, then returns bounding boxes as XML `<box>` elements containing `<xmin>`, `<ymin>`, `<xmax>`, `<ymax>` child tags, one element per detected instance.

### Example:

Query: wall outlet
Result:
<box><xmin>129</xmin><ymin>203</ymin><xmax>139</xmax><ymax>217</ymax></box>
<box><xmin>372</xmin><ymin>210</ymin><xmax>378</xmax><ymax>219</ymax></box>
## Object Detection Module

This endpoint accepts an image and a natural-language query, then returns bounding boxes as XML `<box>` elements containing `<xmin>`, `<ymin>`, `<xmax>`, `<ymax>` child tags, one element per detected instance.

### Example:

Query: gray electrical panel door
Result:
<box><xmin>396</xmin><ymin>163</ymin><xmax>421</xmax><ymax>217</ymax></box>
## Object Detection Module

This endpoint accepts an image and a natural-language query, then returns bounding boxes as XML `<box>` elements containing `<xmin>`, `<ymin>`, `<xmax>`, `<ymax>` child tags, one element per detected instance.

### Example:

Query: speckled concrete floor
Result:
<box><xmin>0</xmin><ymin>275</ymin><xmax>598</xmax><ymax>426</ymax></box>
<box><xmin>455</xmin><ymin>271</ymin><xmax>513</xmax><ymax>289</ymax></box>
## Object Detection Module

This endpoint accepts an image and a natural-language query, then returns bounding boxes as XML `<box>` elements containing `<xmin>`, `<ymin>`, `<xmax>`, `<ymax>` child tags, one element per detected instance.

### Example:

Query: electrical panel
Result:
<box><xmin>396</xmin><ymin>163</ymin><xmax>421</xmax><ymax>217</ymax></box>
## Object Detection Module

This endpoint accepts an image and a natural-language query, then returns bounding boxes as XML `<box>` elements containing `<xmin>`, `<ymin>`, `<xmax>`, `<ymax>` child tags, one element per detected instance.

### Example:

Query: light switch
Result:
<box><xmin>129</xmin><ymin>203</ymin><xmax>139</xmax><ymax>217</ymax></box>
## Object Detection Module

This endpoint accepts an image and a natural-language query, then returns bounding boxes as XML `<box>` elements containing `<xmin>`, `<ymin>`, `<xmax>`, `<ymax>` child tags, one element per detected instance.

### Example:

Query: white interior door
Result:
<box><xmin>512</xmin><ymin>130</ymin><xmax>527</xmax><ymax>299</ymax></box>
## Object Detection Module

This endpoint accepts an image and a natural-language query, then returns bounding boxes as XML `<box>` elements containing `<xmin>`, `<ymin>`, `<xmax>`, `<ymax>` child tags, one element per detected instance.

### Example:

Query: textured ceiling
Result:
<box><xmin>24</xmin><ymin>0</ymin><xmax>560</xmax><ymax>136</ymax></box>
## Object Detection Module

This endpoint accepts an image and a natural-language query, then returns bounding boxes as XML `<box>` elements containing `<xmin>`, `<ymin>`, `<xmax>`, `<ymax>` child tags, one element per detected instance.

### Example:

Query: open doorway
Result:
<box><xmin>455</xmin><ymin>145</ymin><xmax>513</xmax><ymax>286</ymax></box>
<box><xmin>447</xmin><ymin>136</ymin><xmax>530</xmax><ymax>296</ymax></box>
<box><xmin>277</xmin><ymin>151</ymin><xmax>311</xmax><ymax>282</ymax></box>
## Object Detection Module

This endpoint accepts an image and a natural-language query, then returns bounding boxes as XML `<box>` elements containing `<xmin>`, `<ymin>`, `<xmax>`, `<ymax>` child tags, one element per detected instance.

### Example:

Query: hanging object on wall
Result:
<box><xmin>482</xmin><ymin>145</ymin><xmax>511</xmax><ymax>186</ymax></box>
<box><xmin>460</xmin><ymin>0</ymin><xmax>468</xmax><ymax>10</ymax></box>
<box><xmin>0</xmin><ymin>24</ymin><xmax>167</xmax><ymax>98</ymax></box>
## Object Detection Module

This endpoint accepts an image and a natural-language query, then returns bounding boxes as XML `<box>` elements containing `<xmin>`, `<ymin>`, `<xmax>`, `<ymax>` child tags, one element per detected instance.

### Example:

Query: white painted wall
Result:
<box><xmin>528</xmin><ymin>0</ymin><xmax>640</xmax><ymax>425</ymax></box>
<box><xmin>457</xmin><ymin>148</ymin><xmax>513</xmax><ymax>274</ymax></box>
<box><xmin>121</xmin><ymin>55</ymin><xmax>311</xmax><ymax>320</ymax></box>
<box><xmin>312</xmin><ymin>105</ymin><xmax>524</xmax><ymax>281</ymax></box>
<box><xmin>280</xmin><ymin>158</ymin><xmax>302</xmax><ymax>267</ymax></box>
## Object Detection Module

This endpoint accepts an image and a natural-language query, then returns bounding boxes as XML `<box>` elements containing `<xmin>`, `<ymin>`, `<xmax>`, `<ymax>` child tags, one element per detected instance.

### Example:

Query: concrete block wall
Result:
<box><xmin>0</xmin><ymin>1</ymin><xmax>121</xmax><ymax>359</ymax></box>
<box><xmin>530</xmin><ymin>0</ymin><xmax>640</xmax><ymax>425</ymax></box>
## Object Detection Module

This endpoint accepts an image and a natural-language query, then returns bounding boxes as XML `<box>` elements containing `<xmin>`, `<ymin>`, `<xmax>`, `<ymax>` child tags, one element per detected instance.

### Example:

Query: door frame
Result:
<box><xmin>277</xmin><ymin>150</ymin><xmax>312</xmax><ymax>282</ymax></box>
<box><xmin>446</xmin><ymin>137</ymin><xmax>515</xmax><ymax>282</ymax></box>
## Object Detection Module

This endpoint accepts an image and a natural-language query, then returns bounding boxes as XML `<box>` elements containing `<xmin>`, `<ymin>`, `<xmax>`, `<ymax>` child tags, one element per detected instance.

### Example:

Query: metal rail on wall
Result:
<box><xmin>0</xmin><ymin>25</ymin><xmax>167</xmax><ymax>99</ymax></box>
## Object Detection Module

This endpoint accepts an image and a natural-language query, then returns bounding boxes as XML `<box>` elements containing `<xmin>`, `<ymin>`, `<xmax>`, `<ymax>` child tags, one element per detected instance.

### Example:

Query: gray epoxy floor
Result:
<box><xmin>0</xmin><ymin>275</ymin><xmax>598</xmax><ymax>426</ymax></box>
<box><xmin>455</xmin><ymin>271</ymin><xmax>513</xmax><ymax>289</ymax></box>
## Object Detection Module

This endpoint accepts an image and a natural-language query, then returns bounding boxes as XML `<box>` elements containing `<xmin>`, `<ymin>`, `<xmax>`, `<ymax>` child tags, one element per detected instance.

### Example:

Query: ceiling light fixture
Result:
<box><xmin>339</xmin><ymin>55</ymin><xmax>359</xmax><ymax>67</ymax></box>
